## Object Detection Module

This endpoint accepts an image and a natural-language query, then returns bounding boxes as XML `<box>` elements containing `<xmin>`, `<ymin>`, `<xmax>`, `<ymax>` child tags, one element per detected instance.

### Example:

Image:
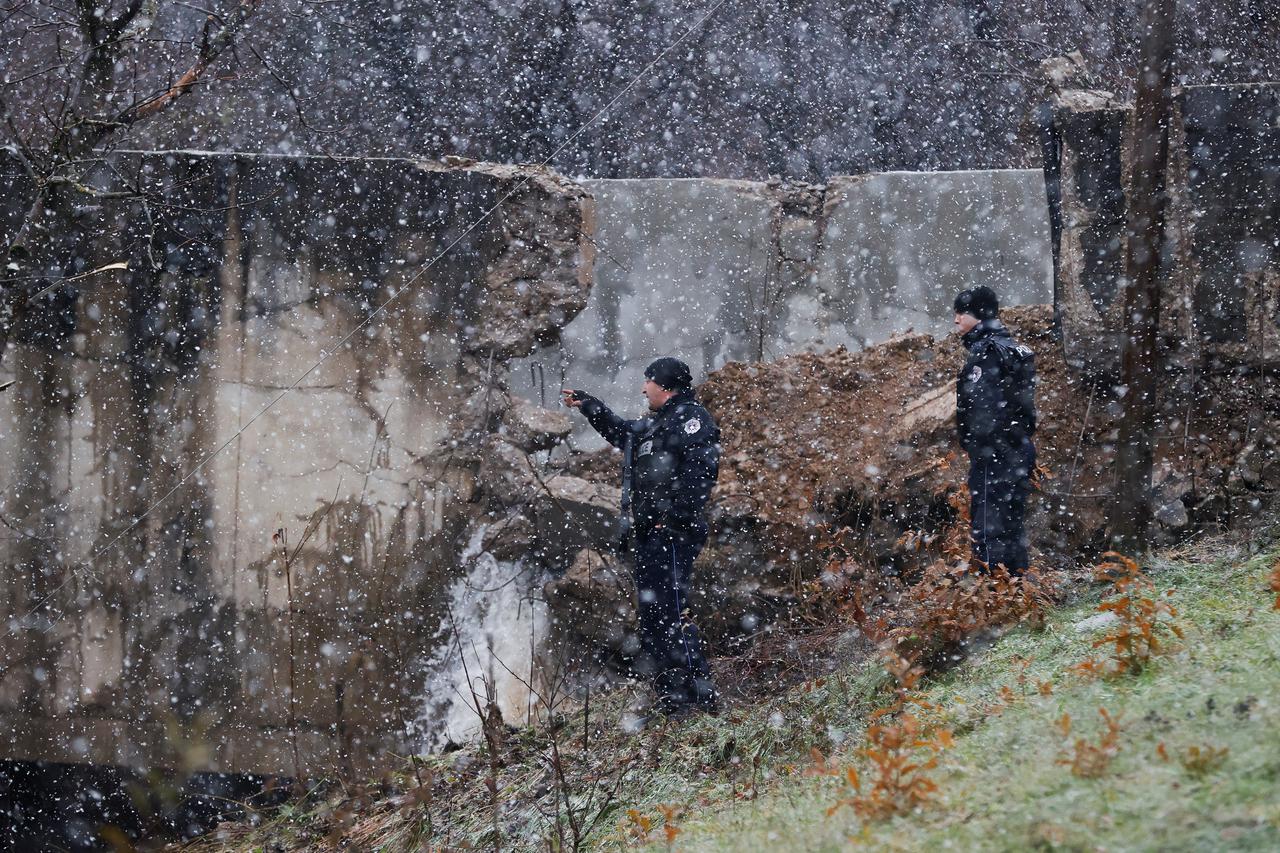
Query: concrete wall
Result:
<box><xmin>513</xmin><ymin>170</ymin><xmax>1053</xmax><ymax>434</ymax></box>
<box><xmin>1047</xmin><ymin>82</ymin><xmax>1280</xmax><ymax>375</ymax></box>
<box><xmin>0</xmin><ymin>151</ymin><xmax>593</xmax><ymax>776</ymax></box>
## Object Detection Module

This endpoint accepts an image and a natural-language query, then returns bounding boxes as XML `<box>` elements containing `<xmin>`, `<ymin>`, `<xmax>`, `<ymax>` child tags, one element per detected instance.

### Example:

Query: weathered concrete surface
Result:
<box><xmin>0</xmin><ymin>151</ymin><xmax>594</xmax><ymax>775</ymax></box>
<box><xmin>527</xmin><ymin>178</ymin><xmax>776</xmax><ymax>393</ymax></box>
<box><xmin>1180</xmin><ymin>84</ymin><xmax>1280</xmax><ymax>360</ymax></box>
<box><xmin>812</xmin><ymin>171</ymin><xmax>1052</xmax><ymax>347</ymax></box>
<box><xmin>512</xmin><ymin>171</ymin><xmax>1052</xmax><ymax>443</ymax></box>
<box><xmin>1046</xmin><ymin>82</ymin><xmax>1280</xmax><ymax>375</ymax></box>
<box><xmin>1042</xmin><ymin>91</ymin><xmax>1129</xmax><ymax>371</ymax></box>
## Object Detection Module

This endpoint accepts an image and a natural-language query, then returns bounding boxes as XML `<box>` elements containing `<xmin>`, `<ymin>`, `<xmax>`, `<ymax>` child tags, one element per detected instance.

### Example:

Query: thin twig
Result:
<box><xmin>1064</xmin><ymin>381</ymin><xmax>1096</xmax><ymax>505</ymax></box>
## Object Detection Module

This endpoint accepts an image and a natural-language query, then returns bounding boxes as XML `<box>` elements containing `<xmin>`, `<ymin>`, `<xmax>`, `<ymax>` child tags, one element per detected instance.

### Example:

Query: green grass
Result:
<box><xmin>652</xmin><ymin>544</ymin><xmax>1280</xmax><ymax>852</ymax></box>
<box><xmin>188</xmin><ymin>536</ymin><xmax>1280</xmax><ymax>852</ymax></box>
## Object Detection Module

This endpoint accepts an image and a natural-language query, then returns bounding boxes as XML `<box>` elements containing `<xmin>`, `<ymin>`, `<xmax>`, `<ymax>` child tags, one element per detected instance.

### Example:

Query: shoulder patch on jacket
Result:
<box><xmin>684</xmin><ymin>418</ymin><xmax>702</xmax><ymax>435</ymax></box>
<box><xmin>968</xmin><ymin>365</ymin><xmax>982</xmax><ymax>383</ymax></box>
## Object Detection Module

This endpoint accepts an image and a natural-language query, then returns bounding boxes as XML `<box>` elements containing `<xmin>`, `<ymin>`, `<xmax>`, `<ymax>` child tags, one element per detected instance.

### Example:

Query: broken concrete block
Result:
<box><xmin>1039</xmin><ymin>52</ymin><xmax>1091</xmax><ymax>91</ymax></box>
<box><xmin>894</xmin><ymin>380</ymin><xmax>956</xmax><ymax>441</ymax></box>
<box><xmin>531</xmin><ymin>474</ymin><xmax>620</xmax><ymax>564</ymax></box>
<box><xmin>481</xmin><ymin>513</ymin><xmax>536</xmax><ymax>562</ymax></box>
<box><xmin>543</xmin><ymin>548</ymin><xmax>635</xmax><ymax>650</ymax></box>
<box><xmin>462</xmin><ymin>167</ymin><xmax>594</xmax><ymax>360</ymax></box>
<box><xmin>476</xmin><ymin>438</ymin><xmax>539</xmax><ymax>507</ymax></box>
<box><xmin>453</xmin><ymin>384</ymin><xmax>511</xmax><ymax>446</ymax></box>
<box><xmin>503</xmin><ymin>396</ymin><xmax>572</xmax><ymax>452</ymax></box>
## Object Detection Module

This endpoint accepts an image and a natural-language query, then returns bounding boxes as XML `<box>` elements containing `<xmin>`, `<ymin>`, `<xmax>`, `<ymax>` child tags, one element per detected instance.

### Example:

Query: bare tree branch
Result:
<box><xmin>108</xmin><ymin>0</ymin><xmax>260</xmax><ymax>131</ymax></box>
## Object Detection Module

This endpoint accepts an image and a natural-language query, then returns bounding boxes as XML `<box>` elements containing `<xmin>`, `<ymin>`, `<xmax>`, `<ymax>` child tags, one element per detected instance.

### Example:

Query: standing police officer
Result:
<box><xmin>562</xmin><ymin>357</ymin><xmax>720</xmax><ymax>717</ymax></box>
<box><xmin>953</xmin><ymin>287</ymin><xmax>1037</xmax><ymax>573</ymax></box>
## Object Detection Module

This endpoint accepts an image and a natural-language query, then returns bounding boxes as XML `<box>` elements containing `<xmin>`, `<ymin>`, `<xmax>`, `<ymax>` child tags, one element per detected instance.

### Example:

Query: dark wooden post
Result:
<box><xmin>1111</xmin><ymin>0</ymin><xmax>1176</xmax><ymax>553</ymax></box>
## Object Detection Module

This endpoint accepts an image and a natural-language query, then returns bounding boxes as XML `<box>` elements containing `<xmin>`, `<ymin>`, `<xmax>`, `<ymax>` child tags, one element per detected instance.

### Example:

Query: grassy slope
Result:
<box><xmin>188</xmin><ymin>536</ymin><xmax>1280</xmax><ymax>852</ymax></box>
<box><xmin>657</xmin><ymin>544</ymin><xmax>1280</xmax><ymax>853</ymax></box>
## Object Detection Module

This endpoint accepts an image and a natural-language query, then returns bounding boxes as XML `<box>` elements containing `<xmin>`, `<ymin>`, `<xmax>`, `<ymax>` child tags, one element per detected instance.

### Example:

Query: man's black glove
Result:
<box><xmin>561</xmin><ymin>389</ymin><xmax>600</xmax><ymax>414</ymax></box>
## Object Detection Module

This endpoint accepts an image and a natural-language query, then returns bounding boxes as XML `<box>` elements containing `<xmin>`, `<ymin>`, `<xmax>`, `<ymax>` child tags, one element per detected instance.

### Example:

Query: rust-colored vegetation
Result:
<box><xmin>1177</xmin><ymin>744</ymin><xmax>1230</xmax><ymax>777</ymax></box>
<box><xmin>1056</xmin><ymin>708</ymin><xmax>1123</xmax><ymax>778</ymax></box>
<box><xmin>831</xmin><ymin>481</ymin><xmax>1055</xmax><ymax>672</ymax></box>
<box><xmin>620</xmin><ymin>803</ymin><xmax>682</xmax><ymax>848</ymax></box>
<box><xmin>815</xmin><ymin>656</ymin><xmax>954</xmax><ymax>822</ymax></box>
<box><xmin>1083</xmin><ymin>553</ymin><xmax>1183</xmax><ymax>677</ymax></box>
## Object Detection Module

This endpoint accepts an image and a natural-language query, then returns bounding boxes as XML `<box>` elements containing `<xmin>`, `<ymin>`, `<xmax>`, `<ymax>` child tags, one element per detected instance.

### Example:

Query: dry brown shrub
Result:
<box><xmin>828</xmin><ymin>708</ymin><xmax>953</xmax><ymax>821</ymax></box>
<box><xmin>877</xmin><ymin>483</ymin><xmax>1054</xmax><ymax>670</ymax></box>
<box><xmin>619</xmin><ymin>804</ymin><xmax>682</xmax><ymax>848</ymax></box>
<box><xmin>816</xmin><ymin>652</ymin><xmax>954</xmax><ymax>822</ymax></box>
<box><xmin>1056</xmin><ymin>707</ymin><xmax>1122</xmax><ymax>778</ymax></box>
<box><xmin>1178</xmin><ymin>744</ymin><xmax>1230</xmax><ymax>777</ymax></box>
<box><xmin>1079</xmin><ymin>552</ymin><xmax>1183</xmax><ymax>677</ymax></box>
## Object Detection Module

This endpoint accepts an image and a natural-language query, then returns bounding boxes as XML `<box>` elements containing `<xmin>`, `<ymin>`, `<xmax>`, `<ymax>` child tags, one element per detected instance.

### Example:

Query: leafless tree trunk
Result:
<box><xmin>1111</xmin><ymin>0</ymin><xmax>1176</xmax><ymax>553</ymax></box>
<box><xmin>1</xmin><ymin>0</ymin><xmax>266</xmax><ymax>368</ymax></box>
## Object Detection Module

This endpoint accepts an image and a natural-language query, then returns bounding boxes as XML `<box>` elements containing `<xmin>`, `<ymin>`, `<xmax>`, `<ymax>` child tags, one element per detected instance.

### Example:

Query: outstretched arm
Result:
<box><xmin>562</xmin><ymin>389</ymin><xmax>632</xmax><ymax>449</ymax></box>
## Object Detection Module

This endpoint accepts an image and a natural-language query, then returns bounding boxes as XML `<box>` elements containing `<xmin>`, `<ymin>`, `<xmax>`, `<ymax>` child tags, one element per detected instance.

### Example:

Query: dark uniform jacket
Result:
<box><xmin>578</xmin><ymin>390</ymin><xmax>721</xmax><ymax>537</ymax></box>
<box><xmin>957</xmin><ymin>320</ymin><xmax>1037</xmax><ymax>464</ymax></box>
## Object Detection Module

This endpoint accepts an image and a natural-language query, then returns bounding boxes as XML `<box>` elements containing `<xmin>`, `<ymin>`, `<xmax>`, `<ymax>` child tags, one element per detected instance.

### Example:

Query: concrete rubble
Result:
<box><xmin>501</xmin><ymin>396</ymin><xmax>573</xmax><ymax>452</ymax></box>
<box><xmin>542</xmin><ymin>548</ymin><xmax>636</xmax><ymax>657</ymax></box>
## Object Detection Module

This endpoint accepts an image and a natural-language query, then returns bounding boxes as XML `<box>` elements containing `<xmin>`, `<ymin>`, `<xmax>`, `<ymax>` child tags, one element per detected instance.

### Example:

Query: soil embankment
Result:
<box><xmin>551</xmin><ymin>305</ymin><xmax>1279</xmax><ymax>654</ymax></box>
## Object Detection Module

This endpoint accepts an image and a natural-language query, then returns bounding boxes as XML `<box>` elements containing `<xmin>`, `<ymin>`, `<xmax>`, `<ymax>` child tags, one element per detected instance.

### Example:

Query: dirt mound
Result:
<box><xmin>700</xmin><ymin>308</ymin><xmax>1077</xmax><ymax>559</ymax></box>
<box><xmin>698</xmin><ymin>304</ymin><xmax>1277</xmax><ymax>583</ymax></box>
<box><xmin>546</xmin><ymin>306</ymin><xmax>1279</xmax><ymax>653</ymax></box>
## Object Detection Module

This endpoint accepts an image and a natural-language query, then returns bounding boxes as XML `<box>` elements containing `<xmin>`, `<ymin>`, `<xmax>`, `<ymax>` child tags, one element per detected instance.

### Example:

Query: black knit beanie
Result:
<box><xmin>953</xmin><ymin>286</ymin><xmax>1000</xmax><ymax>321</ymax></box>
<box><xmin>644</xmin><ymin>357</ymin><xmax>693</xmax><ymax>392</ymax></box>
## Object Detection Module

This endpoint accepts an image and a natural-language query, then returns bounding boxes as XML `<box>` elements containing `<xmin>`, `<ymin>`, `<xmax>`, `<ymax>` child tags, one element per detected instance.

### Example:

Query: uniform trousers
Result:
<box><xmin>632</xmin><ymin>528</ymin><xmax>715</xmax><ymax>705</ymax></box>
<box><xmin>967</xmin><ymin>441</ymin><xmax>1035</xmax><ymax>573</ymax></box>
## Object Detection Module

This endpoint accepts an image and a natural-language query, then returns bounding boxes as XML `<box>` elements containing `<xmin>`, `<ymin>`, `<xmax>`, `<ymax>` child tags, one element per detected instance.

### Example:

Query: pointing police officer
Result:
<box><xmin>953</xmin><ymin>287</ymin><xmax>1037</xmax><ymax>574</ymax></box>
<box><xmin>562</xmin><ymin>357</ymin><xmax>720</xmax><ymax>718</ymax></box>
